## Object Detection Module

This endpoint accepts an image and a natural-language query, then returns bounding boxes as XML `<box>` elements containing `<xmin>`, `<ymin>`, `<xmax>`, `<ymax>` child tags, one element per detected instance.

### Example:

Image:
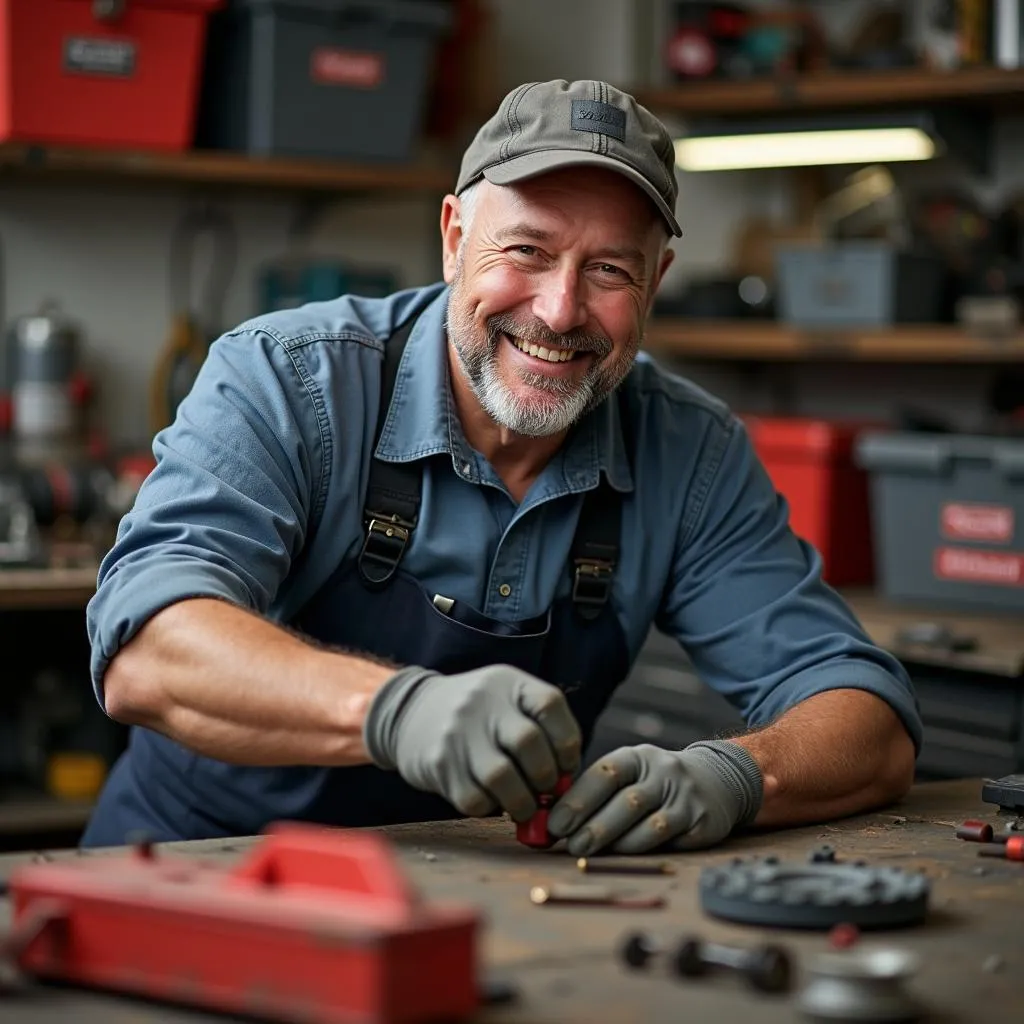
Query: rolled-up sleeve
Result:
<box><xmin>87</xmin><ymin>330</ymin><xmax>323</xmax><ymax>705</ymax></box>
<box><xmin>655</xmin><ymin>414</ymin><xmax>922</xmax><ymax>753</ymax></box>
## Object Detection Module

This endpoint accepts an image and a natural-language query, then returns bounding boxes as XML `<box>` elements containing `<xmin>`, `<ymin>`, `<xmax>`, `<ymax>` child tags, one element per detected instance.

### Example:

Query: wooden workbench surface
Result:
<box><xmin>0</xmin><ymin>778</ymin><xmax>1021</xmax><ymax>1023</ymax></box>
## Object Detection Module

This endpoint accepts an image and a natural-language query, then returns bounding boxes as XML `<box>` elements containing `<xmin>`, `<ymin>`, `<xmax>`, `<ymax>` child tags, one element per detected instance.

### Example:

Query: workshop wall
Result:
<box><xmin>0</xmin><ymin>0</ymin><xmax>1020</xmax><ymax>446</ymax></box>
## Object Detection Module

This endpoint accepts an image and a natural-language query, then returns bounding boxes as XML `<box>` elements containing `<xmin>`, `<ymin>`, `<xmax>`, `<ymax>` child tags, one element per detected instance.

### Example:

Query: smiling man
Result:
<box><xmin>82</xmin><ymin>80</ymin><xmax>921</xmax><ymax>852</ymax></box>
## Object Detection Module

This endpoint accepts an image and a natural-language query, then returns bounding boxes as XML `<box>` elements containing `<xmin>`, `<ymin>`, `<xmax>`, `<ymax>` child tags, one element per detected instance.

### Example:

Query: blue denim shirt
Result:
<box><xmin>88</xmin><ymin>282</ymin><xmax>922</xmax><ymax>750</ymax></box>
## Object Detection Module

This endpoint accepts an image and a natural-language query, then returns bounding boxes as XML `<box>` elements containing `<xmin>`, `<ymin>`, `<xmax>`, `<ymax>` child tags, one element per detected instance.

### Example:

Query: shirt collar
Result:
<box><xmin>375</xmin><ymin>284</ymin><xmax>634</xmax><ymax>494</ymax></box>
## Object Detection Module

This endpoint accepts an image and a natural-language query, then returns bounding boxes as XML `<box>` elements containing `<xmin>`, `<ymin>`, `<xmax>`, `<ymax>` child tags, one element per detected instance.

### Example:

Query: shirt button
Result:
<box><xmin>498</xmin><ymin>583</ymin><xmax>512</xmax><ymax>598</ymax></box>
<box><xmin>461</xmin><ymin>461</ymin><xmax>472</xmax><ymax>475</ymax></box>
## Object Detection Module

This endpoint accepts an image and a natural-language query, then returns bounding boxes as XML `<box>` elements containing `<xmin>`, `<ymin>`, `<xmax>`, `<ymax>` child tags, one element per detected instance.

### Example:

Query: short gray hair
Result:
<box><xmin>457</xmin><ymin>180</ymin><xmax>480</xmax><ymax>242</ymax></box>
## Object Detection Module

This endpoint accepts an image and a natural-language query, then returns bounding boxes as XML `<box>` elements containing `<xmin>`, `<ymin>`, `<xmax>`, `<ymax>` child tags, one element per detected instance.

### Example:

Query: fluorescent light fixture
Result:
<box><xmin>677</xmin><ymin>126</ymin><xmax>935</xmax><ymax>171</ymax></box>
<box><xmin>674</xmin><ymin>111</ymin><xmax>990</xmax><ymax>174</ymax></box>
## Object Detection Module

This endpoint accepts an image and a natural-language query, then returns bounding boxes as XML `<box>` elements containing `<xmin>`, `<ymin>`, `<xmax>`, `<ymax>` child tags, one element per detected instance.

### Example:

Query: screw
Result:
<box><xmin>674</xmin><ymin>936</ymin><xmax>793</xmax><ymax>994</ymax></box>
<box><xmin>977</xmin><ymin>835</ymin><xmax>1024</xmax><ymax>862</ymax></box>
<box><xmin>577</xmin><ymin>857</ymin><xmax>675</xmax><ymax>876</ymax></box>
<box><xmin>531</xmin><ymin>885</ymin><xmax>665</xmax><ymax>909</ymax></box>
<box><xmin>809</xmin><ymin>844</ymin><xmax>836</xmax><ymax>863</ymax></box>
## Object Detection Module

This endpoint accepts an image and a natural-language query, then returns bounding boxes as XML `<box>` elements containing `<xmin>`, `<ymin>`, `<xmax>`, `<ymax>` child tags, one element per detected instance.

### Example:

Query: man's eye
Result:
<box><xmin>515</xmin><ymin>245</ymin><xmax>538</xmax><ymax>256</ymax></box>
<box><xmin>598</xmin><ymin>264</ymin><xmax>625</xmax><ymax>277</ymax></box>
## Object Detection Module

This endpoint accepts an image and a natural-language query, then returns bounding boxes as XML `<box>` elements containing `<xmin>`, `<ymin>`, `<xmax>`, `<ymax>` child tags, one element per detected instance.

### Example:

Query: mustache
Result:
<box><xmin>485</xmin><ymin>313</ymin><xmax>613</xmax><ymax>358</ymax></box>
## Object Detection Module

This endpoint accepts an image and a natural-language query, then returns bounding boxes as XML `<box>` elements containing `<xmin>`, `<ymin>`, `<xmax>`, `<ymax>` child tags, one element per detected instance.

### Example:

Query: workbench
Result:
<box><xmin>0</xmin><ymin>778</ymin><xmax>1021</xmax><ymax>1023</ymax></box>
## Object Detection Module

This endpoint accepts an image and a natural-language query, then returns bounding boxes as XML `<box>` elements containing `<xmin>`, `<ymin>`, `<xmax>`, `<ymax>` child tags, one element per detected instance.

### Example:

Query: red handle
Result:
<box><xmin>516</xmin><ymin>774</ymin><xmax>573</xmax><ymax>849</ymax></box>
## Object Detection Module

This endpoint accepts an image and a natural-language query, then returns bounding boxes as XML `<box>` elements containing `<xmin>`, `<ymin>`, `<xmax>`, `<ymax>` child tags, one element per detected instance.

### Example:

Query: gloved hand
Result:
<box><xmin>546</xmin><ymin>740</ymin><xmax>763</xmax><ymax>855</ymax></box>
<box><xmin>363</xmin><ymin>663</ymin><xmax>582</xmax><ymax>822</ymax></box>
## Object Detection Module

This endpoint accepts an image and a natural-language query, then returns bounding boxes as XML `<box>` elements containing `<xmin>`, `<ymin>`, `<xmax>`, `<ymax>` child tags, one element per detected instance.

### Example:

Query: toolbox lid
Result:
<box><xmin>744</xmin><ymin>415</ymin><xmax>877</xmax><ymax>462</ymax></box>
<box><xmin>856</xmin><ymin>431</ymin><xmax>1024</xmax><ymax>480</ymax></box>
<box><xmin>234</xmin><ymin>0</ymin><xmax>454</xmax><ymax>31</ymax></box>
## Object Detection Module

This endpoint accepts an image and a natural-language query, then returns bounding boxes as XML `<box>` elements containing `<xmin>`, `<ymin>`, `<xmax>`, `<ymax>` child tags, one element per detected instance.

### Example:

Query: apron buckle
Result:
<box><xmin>572</xmin><ymin>558</ymin><xmax>614</xmax><ymax>619</ymax></box>
<box><xmin>358</xmin><ymin>513</ymin><xmax>415</xmax><ymax>588</ymax></box>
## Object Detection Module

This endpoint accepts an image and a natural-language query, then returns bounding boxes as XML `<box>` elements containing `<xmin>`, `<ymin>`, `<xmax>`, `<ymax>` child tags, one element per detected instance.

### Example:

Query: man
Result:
<box><xmin>82</xmin><ymin>80</ymin><xmax>920</xmax><ymax>854</ymax></box>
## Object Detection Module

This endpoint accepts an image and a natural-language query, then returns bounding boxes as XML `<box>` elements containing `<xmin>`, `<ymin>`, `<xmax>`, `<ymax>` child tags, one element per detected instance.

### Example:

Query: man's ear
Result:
<box><xmin>646</xmin><ymin>244</ymin><xmax>675</xmax><ymax>315</ymax></box>
<box><xmin>440</xmin><ymin>194</ymin><xmax>464</xmax><ymax>284</ymax></box>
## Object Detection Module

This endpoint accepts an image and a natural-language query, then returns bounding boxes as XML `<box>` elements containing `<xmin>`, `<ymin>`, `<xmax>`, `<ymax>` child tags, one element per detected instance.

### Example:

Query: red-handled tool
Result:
<box><xmin>517</xmin><ymin>774</ymin><xmax>573</xmax><ymax>848</ymax></box>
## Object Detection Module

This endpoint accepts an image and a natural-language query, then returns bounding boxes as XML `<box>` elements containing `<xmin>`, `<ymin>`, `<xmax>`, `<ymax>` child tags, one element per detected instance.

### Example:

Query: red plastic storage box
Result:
<box><xmin>0</xmin><ymin>0</ymin><xmax>223</xmax><ymax>151</ymax></box>
<box><xmin>744</xmin><ymin>415</ymin><xmax>877</xmax><ymax>587</ymax></box>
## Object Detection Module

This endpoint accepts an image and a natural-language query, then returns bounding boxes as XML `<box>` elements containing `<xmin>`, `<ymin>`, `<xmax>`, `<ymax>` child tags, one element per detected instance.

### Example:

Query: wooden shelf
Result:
<box><xmin>843</xmin><ymin>588</ymin><xmax>1024</xmax><ymax>678</ymax></box>
<box><xmin>0</xmin><ymin>795</ymin><xmax>94</xmax><ymax>837</ymax></box>
<box><xmin>644</xmin><ymin>319</ymin><xmax>1024</xmax><ymax>363</ymax></box>
<box><xmin>0</xmin><ymin>143</ymin><xmax>455</xmax><ymax>195</ymax></box>
<box><xmin>636</xmin><ymin>65</ymin><xmax>1024</xmax><ymax>117</ymax></box>
<box><xmin>0</xmin><ymin>566</ymin><xmax>98</xmax><ymax>610</ymax></box>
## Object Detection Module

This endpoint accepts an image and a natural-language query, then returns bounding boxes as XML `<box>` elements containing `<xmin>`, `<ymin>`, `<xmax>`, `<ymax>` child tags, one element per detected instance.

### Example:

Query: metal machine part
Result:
<box><xmin>699</xmin><ymin>857</ymin><xmax>930</xmax><ymax>930</ymax></box>
<box><xmin>0</xmin><ymin>476</ymin><xmax>43</xmax><ymax>566</ymax></box>
<box><xmin>982</xmin><ymin>774</ymin><xmax>1024</xmax><ymax>816</ymax></box>
<box><xmin>797</xmin><ymin>947</ymin><xmax>924</xmax><ymax>1022</ymax></box>
<box><xmin>620</xmin><ymin>931</ymin><xmax>793</xmax><ymax>993</ymax></box>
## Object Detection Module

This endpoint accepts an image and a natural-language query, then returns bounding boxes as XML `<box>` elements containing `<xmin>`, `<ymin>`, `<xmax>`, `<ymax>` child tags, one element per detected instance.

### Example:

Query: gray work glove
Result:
<box><xmin>364</xmin><ymin>664</ymin><xmax>582</xmax><ymax>822</ymax></box>
<box><xmin>546</xmin><ymin>740</ymin><xmax>763</xmax><ymax>855</ymax></box>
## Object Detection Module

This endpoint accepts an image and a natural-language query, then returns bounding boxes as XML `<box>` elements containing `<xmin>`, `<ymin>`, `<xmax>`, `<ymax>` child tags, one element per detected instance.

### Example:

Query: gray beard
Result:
<box><xmin>446</xmin><ymin>295</ymin><xmax>635</xmax><ymax>439</ymax></box>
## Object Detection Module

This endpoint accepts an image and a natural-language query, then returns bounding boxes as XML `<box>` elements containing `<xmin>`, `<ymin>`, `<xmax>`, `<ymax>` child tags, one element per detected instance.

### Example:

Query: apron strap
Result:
<box><xmin>358</xmin><ymin>316</ymin><xmax>421</xmax><ymax>588</ymax></box>
<box><xmin>570</xmin><ymin>387</ymin><xmax>630</xmax><ymax>621</ymax></box>
<box><xmin>358</xmin><ymin>316</ymin><xmax>632</xmax><ymax>618</ymax></box>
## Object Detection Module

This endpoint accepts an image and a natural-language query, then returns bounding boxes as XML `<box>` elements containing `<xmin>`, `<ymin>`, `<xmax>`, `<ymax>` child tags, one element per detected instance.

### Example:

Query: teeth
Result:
<box><xmin>510</xmin><ymin>336</ymin><xmax>576</xmax><ymax>362</ymax></box>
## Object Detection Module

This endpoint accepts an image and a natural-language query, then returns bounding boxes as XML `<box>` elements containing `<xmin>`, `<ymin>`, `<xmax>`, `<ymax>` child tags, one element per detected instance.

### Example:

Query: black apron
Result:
<box><xmin>81</xmin><ymin>316</ymin><xmax>632</xmax><ymax>846</ymax></box>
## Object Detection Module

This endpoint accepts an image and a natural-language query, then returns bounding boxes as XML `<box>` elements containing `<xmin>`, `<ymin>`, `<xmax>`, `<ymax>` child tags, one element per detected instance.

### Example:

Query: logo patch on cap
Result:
<box><xmin>571</xmin><ymin>100</ymin><xmax>626</xmax><ymax>141</ymax></box>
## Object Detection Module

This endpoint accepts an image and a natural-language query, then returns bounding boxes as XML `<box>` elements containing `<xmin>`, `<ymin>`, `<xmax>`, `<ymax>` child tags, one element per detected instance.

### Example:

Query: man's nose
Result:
<box><xmin>532</xmin><ymin>267</ymin><xmax>587</xmax><ymax>336</ymax></box>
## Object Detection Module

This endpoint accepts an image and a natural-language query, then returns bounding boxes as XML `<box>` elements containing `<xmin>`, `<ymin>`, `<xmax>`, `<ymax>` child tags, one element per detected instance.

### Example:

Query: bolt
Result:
<box><xmin>578</xmin><ymin>857</ymin><xmax>675</xmax><ymax>876</ymax></box>
<box><xmin>978</xmin><ymin>835</ymin><xmax>1024</xmax><ymax>861</ymax></box>
<box><xmin>620</xmin><ymin>931</ymin><xmax>661</xmax><ymax>969</ymax></box>
<box><xmin>530</xmin><ymin>884</ymin><xmax>664</xmax><ymax>909</ymax></box>
<box><xmin>674</xmin><ymin>936</ymin><xmax>793</xmax><ymax>994</ymax></box>
<box><xmin>809</xmin><ymin>844</ymin><xmax>836</xmax><ymax>863</ymax></box>
<box><xmin>957</xmin><ymin>820</ymin><xmax>994</xmax><ymax>843</ymax></box>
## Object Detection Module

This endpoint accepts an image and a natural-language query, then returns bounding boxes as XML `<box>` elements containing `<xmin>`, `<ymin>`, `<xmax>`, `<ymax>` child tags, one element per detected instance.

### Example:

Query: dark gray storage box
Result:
<box><xmin>197</xmin><ymin>0</ymin><xmax>452</xmax><ymax>161</ymax></box>
<box><xmin>856</xmin><ymin>431</ymin><xmax>1024</xmax><ymax>612</ymax></box>
<box><xmin>776</xmin><ymin>242</ymin><xmax>946</xmax><ymax>327</ymax></box>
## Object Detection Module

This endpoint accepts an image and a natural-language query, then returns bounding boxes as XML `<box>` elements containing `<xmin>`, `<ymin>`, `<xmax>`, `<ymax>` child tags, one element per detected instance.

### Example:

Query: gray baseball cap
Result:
<box><xmin>456</xmin><ymin>79</ymin><xmax>682</xmax><ymax>237</ymax></box>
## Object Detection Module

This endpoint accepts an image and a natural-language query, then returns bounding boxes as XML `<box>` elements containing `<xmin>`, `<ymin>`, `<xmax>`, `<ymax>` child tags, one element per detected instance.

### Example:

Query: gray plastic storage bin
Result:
<box><xmin>856</xmin><ymin>431</ymin><xmax>1024</xmax><ymax>612</ymax></box>
<box><xmin>776</xmin><ymin>242</ymin><xmax>945</xmax><ymax>327</ymax></box>
<box><xmin>197</xmin><ymin>0</ymin><xmax>452</xmax><ymax>161</ymax></box>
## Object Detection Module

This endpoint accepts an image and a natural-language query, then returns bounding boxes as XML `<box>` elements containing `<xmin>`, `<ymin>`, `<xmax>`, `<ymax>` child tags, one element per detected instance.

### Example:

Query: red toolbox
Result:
<box><xmin>0</xmin><ymin>0</ymin><xmax>223</xmax><ymax>151</ymax></box>
<box><xmin>744</xmin><ymin>415</ymin><xmax>877</xmax><ymax>587</ymax></box>
<box><xmin>5</xmin><ymin>823</ymin><xmax>481</xmax><ymax>1023</ymax></box>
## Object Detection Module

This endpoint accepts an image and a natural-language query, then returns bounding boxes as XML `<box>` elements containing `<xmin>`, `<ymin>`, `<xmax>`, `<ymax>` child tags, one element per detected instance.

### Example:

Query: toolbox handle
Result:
<box><xmin>854</xmin><ymin>433</ymin><xmax>953</xmax><ymax>477</ymax></box>
<box><xmin>994</xmin><ymin>445</ymin><xmax>1024</xmax><ymax>481</ymax></box>
<box><xmin>227</xmin><ymin>823</ymin><xmax>419</xmax><ymax>914</ymax></box>
<box><xmin>93</xmin><ymin>0</ymin><xmax>125</xmax><ymax>21</ymax></box>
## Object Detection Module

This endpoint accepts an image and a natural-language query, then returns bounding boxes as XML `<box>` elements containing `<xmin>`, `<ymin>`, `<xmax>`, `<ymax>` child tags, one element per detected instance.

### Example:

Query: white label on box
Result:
<box><xmin>934</xmin><ymin>546</ymin><xmax>1024</xmax><ymax>586</ymax></box>
<box><xmin>64</xmin><ymin>37</ymin><xmax>136</xmax><ymax>77</ymax></box>
<box><xmin>940</xmin><ymin>502</ymin><xmax>1014</xmax><ymax>544</ymax></box>
<box><xmin>310</xmin><ymin>48</ymin><xmax>384</xmax><ymax>89</ymax></box>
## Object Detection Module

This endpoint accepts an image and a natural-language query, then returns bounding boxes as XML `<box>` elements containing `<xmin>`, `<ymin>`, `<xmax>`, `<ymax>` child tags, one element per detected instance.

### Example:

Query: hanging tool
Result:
<box><xmin>149</xmin><ymin>204</ymin><xmax>237</xmax><ymax>436</ymax></box>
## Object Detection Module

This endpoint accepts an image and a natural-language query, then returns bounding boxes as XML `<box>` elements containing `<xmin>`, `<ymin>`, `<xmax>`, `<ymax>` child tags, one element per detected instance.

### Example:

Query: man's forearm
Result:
<box><xmin>102</xmin><ymin>598</ymin><xmax>394</xmax><ymax>767</ymax></box>
<box><xmin>731</xmin><ymin>689</ymin><xmax>916</xmax><ymax>828</ymax></box>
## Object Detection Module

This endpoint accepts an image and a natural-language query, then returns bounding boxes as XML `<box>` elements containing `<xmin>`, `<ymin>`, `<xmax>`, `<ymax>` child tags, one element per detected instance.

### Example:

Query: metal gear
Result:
<box><xmin>699</xmin><ymin>857</ymin><xmax>930</xmax><ymax>930</ymax></box>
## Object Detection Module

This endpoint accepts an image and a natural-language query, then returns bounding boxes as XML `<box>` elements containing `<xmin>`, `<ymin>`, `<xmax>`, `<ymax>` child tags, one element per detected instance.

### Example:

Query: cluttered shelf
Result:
<box><xmin>643</xmin><ymin>319</ymin><xmax>1024</xmax><ymax>363</ymax></box>
<box><xmin>0</xmin><ymin>566</ymin><xmax>98</xmax><ymax>611</ymax></box>
<box><xmin>0</xmin><ymin>142</ymin><xmax>455</xmax><ymax>196</ymax></box>
<box><xmin>635</xmin><ymin>65</ymin><xmax>1024</xmax><ymax>117</ymax></box>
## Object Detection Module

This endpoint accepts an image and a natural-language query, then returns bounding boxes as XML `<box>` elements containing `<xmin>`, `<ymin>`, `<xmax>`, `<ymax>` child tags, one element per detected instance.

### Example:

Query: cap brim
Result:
<box><xmin>482</xmin><ymin>150</ymin><xmax>682</xmax><ymax>237</ymax></box>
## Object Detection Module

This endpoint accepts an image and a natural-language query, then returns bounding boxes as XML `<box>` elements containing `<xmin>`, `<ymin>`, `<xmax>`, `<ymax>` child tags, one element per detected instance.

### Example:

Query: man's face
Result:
<box><xmin>443</xmin><ymin>167</ymin><xmax>673</xmax><ymax>438</ymax></box>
